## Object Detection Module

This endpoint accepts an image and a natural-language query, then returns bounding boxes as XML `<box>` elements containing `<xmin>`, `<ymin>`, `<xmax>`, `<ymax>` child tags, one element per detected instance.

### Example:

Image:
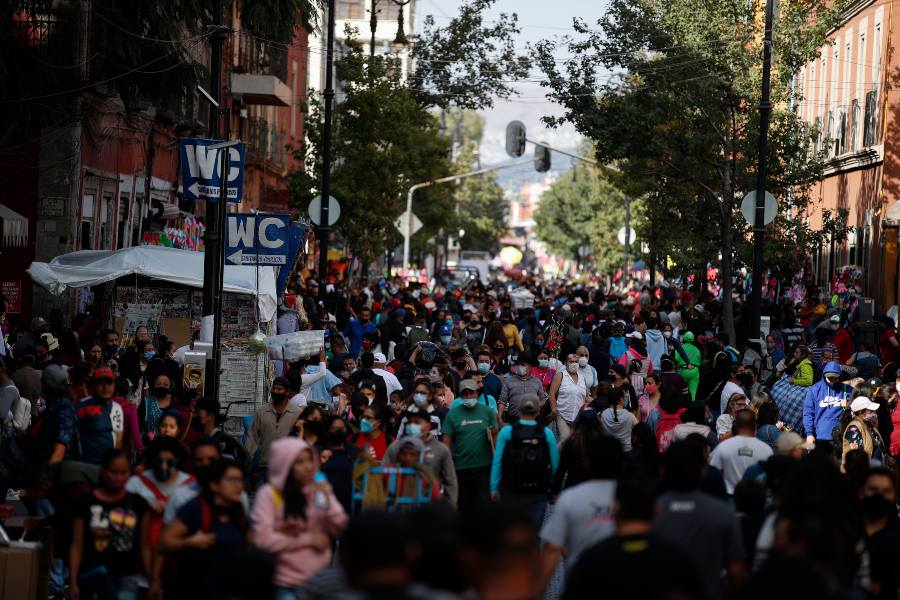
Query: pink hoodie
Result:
<box><xmin>251</xmin><ymin>437</ymin><xmax>348</xmax><ymax>587</ymax></box>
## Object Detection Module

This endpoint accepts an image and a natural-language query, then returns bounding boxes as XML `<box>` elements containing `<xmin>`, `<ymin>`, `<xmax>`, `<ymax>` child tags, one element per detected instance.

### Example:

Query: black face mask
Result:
<box><xmin>328</xmin><ymin>430</ymin><xmax>347</xmax><ymax>446</ymax></box>
<box><xmin>271</xmin><ymin>392</ymin><xmax>286</xmax><ymax>403</ymax></box>
<box><xmin>193</xmin><ymin>465</ymin><xmax>212</xmax><ymax>487</ymax></box>
<box><xmin>304</xmin><ymin>420</ymin><xmax>325</xmax><ymax>438</ymax></box>
<box><xmin>153</xmin><ymin>459</ymin><xmax>176</xmax><ymax>482</ymax></box>
<box><xmin>861</xmin><ymin>494</ymin><xmax>896</xmax><ymax>520</ymax></box>
<box><xmin>153</xmin><ymin>386</ymin><xmax>170</xmax><ymax>397</ymax></box>
<box><xmin>190</xmin><ymin>416</ymin><xmax>205</xmax><ymax>433</ymax></box>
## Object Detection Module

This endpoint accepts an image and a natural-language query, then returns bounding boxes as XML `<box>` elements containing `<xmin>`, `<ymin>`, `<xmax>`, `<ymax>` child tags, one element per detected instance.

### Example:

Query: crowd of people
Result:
<box><xmin>2</xmin><ymin>275</ymin><xmax>900</xmax><ymax>599</ymax></box>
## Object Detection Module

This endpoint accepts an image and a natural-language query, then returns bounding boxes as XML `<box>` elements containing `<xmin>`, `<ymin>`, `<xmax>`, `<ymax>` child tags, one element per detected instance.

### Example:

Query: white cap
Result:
<box><xmin>830</xmin><ymin>315</ymin><xmax>841</xmax><ymax>323</ymax></box>
<box><xmin>372</xmin><ymin>352</ymin><xmax>387</xmax><ymax>364</ymax></box>
<box><xmin>850</xmin><ymin>396</ymin><xmax>880</xmax><ymax>413</ymax></box>
<box><xmin>627</xmin><ymin>331</ymin><xmax>643</xmax><ymax>340</ymax></box>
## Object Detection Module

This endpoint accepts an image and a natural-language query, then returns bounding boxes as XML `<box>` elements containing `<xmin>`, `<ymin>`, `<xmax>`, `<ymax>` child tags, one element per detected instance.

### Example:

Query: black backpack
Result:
<box><xmin>502</xmin><ymin>422</ymin><xmax>551</xmax><ymax>493</ymax></box>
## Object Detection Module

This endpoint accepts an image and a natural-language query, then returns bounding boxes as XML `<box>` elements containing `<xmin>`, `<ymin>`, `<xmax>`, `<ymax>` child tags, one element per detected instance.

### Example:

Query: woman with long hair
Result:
<box><xmin>716</xmin><ymin>393</ymin><xmax>750</xmax><ymax>441</ymax></box>
<box><xmin>69</xmin><ymin>449</ymin><xmax>151</xmax><ymax>600</ymax></box>
<box><xmin>600</xmin><ymin>387</ymin><xmax>638</xmax><ymax>451</ymax></box>
<box><xmin>157</xmin><ymin>458</ymin><xmax>250</xmax><ymax>599</ymax></box>
<box><xmin>291</xmin><ymin>405</ymin><xmax>326</xmax><ymax>446</ymax></box>
<box><xmin>138</xmin><ymin>373</ymin><xmax>175</xmax><ymax>441</ymax></box>
<box><xmin>251</xmin><ymin>438</ymin><xmax>348</xmax><ymax>598</ymax></box>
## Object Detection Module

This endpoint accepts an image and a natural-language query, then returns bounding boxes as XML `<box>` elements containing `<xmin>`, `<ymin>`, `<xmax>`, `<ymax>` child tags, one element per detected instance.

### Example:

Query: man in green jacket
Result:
<box><xmin>676</xmin><ymin>332</ymin><xmax>702</xmax><ymax>402</ymax></box>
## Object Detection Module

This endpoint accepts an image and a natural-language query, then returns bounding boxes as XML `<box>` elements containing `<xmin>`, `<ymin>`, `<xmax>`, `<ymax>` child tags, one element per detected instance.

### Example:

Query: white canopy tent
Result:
<box><xmin>27</xmin><ymin>245</ymin><xmax>277</xmax><ymax>321</ymax></box>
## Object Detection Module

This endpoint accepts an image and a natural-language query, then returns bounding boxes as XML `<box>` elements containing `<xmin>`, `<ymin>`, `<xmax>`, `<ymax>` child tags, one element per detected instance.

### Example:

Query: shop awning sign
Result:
<box><xmin>226</xmin><ymin>213</ymin><xmax>290</xmax><ymax>265</ymax></box>
<box><xmin>180</xmin><ymin>138</ymin><xmax>245</xmax><ymax>203</ymax></box>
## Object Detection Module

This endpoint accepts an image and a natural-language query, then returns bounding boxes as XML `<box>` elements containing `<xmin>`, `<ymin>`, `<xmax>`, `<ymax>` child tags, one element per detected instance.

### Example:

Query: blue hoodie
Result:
<box><xmin>802</xmin><ymin>361</ymin><xmax>851</xmax><ymax>440</ymax></box>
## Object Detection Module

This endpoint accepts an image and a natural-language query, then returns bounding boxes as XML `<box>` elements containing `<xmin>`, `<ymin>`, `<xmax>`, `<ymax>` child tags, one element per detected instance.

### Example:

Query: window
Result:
<box><xmin>80</xmin><ymin>194</ymin><xmax>94</xmax><ymax>249</ymax></box>
<box><xmin>864</xmin><ymin>90</ymin><xmax>878</xmax><ymax>146</ymax></box>
<box><xmin>336</xmin><ymin>0</ymin><xmax>364</xmax><ymax>19</ymax></box>
<box><xmin>825</xmin><ymin>111</ymin><xmax>834</xmax><ymax>158</ymax></box>
<box><xmin>117</xmin><ymin>193</ymin><xmax>130</xmax><ymax>249</ymax></box>
<box><xmin>850</xmin><ymin>98</ymin><xmax>860</xmax><ymax>151</ymax></box>
<box><xmin>813</xmin><ymin>116</ymin><xmax>822</xmax><ymax>155</ymax></box>
<box><xmin>835</xmin><ymin>106</ymin><xmax>847</xmax><ymax>155</ymax></box>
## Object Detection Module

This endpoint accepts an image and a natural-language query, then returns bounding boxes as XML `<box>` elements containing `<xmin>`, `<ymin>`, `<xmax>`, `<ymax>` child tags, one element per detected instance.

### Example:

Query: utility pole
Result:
<box><xmin>318</xmin><ymin>0</ymin><xmax>336</xmax><ymax>301</ymax></box>
<box><xmin>623</xmin><ymin>195</ymin><xmax>631</xmax><ymax>286</ymax></box>
<box><xmin>369</xmin><ymin>0</ymin><xmax>379</xmax><ymax>56</ymax></box>
<box><xmin>749</xmin><ymin>0</ymin><xmax>775</xmax><ymax>340</ymax></box>
<box><xmin>202</xmin><ymin>0</ymin><xmax>227</xmax><ymax>400</ymax></box>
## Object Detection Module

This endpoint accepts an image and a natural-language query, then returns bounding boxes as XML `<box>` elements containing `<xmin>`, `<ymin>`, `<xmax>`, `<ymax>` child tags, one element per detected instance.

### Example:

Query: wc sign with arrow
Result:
<box><xmin>180</xmin><ymin>138</ymin><xmax>245</xmax><ymax>203</ymax></box>
<box><xmin>226</xmin><ymin>213</ymin><xmax>291</xmax><ymax>265</ymax></box>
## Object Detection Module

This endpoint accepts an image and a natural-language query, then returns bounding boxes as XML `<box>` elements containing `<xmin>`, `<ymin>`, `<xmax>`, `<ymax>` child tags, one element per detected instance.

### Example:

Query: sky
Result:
<box><xmin>415</xmin><ymin>0</ymin><xmax>610</xmax><ymax>183</ymax></box>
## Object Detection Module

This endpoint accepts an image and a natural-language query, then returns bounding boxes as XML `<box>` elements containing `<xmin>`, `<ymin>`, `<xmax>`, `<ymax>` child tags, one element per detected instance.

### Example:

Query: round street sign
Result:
<box><xmin>617</xmin><ymin>227</ymin><xmax>637</xmax><ymax>246</ymax></box>
<box><xmin>741</xmin><ymin>190</ymin><xmax>777</xmax><ymax>226</ymax></box>
<box><xmin>308</xmin><ymin>195</ymin><xmax>341</xmax><ymax>226</ymax></box>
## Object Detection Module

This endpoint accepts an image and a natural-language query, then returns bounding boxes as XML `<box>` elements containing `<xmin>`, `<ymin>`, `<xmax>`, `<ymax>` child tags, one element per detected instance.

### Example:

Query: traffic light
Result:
<box><xmin>534</xmin><ymin>143</ymin><xmax>551</xmax><ymax>172</ymax></box>
<box><xmin>505</xmin><ymin>120</ymin><xmax>526</xmax><ymax>158</ymax></box>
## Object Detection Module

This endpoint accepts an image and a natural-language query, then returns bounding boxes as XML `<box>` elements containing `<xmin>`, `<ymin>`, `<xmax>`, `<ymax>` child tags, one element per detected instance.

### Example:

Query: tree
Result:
<box><xmin>534</xmin><ymin>161</ymin><xmax>630</xmax><ymax>274</ymax></box>
<box><xmin>290</xmin><ymin>31</ymin><xmax>454</xmax><ymax>266</ymax></box>
<box><xmin>535</xmin><ymin>0</ymin><xmax>843</xmax><ymax>342</ymax></box>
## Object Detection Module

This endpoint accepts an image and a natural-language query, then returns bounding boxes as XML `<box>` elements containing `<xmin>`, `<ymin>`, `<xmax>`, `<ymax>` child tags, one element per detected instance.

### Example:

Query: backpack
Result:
<box><xmin>609</xmin><ymin>336</ymin><xmax>628</xmax><ymax>361</ymax></box>
<box><xmin>502</xmin><ymin>422</ymin><xmax>551</xmax><ymax>493</ymax></box>
<box><xmin>656</xmin><ymin>408</ymin><xmax>687</xmax><ymax>453</ymax></box>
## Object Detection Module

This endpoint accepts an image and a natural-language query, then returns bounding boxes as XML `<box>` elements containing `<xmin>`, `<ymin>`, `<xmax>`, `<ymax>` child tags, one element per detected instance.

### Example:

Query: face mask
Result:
<box><xmin>190</xmin><ymin>416</ymin><xmax>205</xmax><ymax>432</ymax></box>
<box><xmin>413</xmin><ymin>393</ymin><xmax>429</xmax><ymax>406</ymax></box>
<box><xmin>578</xmin><ymin>357</ymin><xmax>588</xmax><ymax>368</ymax></box>
<box><xmin>271</xmin><ymin>392</ymin><xmax>286</xmax><ymax>403</ymax></box>
<box><xmin>461</xmin><ymin>397</ymin><xmax>477</xmax><ymax>408</ymax></box>
<box><xmin>446</xmin><ymin>319</ymin><xmax>453</xmax><ymax>328</ymax></box>
<box><xmin>645</xmin><ymin>383</ymin><xmax>658</xmax><ymax>395</ymax></box>
<box><xmin>454</xmin><ymin>360</ymin><xmax>467</xmax><ymax>369</ymax></box>
<box><xmin>766</xmin><ymin>343</ymin><xmax>776</xmax><ymax>351</ymax></box>
<box><xmin>153</xmin><ymin>460</ymin><xmax>176</xmax><ymax>482</ymax></box>
<box><xmin>861</xmin><ymin>494</ymin><xmax>896</xmax><ymax>520</ymax></box>
<box><xmin>105</xmin><ymin>343</ymin><xmax>119</xmax><ymax>355</ymax></box>
<box><xmin>663</xmin><ymin>331</ymin><xmax>672</xmax><ymax>339</ymax></box>
<box><xmin>306</xmin><ymin>365</ymin><xmax>319</xmax><ymax>374</ymax></box>
<box><xmin>862</xmin><ymin>412</ymin><xmax>879</xmax><ymax>427</ymax></box>
<box><xmin>535</xmin><ymin>340</ymin><xmax>545</xmax><ymax>348</ymax></box>
<box><xmin>477</xmin><ymin>363</ymin><xmax>490</xmax><ymax>375</ymax></box>
<box><xmin>360</xmin><ymin>418</ymin><xmax>375</xmax><ymax>433</ymax></box>
<box><xmin>153</xmin><ymin>386</ymin><xmax>170</xmax><ymax>397</ymax></box>
<box><xmin>406</xmin><ymin>423</ymin><xmax>423</xmax><ymax>438</ymax></box>
<box><xmin>441</xmin><ymin>336</ymin><xmax>452</xmax><ymax>345</ymax></box>
<box><xmin>825</xmin><ymin>377</ymin><xmax>840</xmax><ymax>387</ymax></box>
<box><xmin>538</xmin><ymin>359</ymin><xmax>549</xmax><ymax>368</ymax></box>
<box><xmin>518</xmin><ymin>365</ymin><xmax>530</xmax><ymax>377</ymax></box>
<box><xmin>144</xmin><ymin>351</ymin><xmax>156</xmax><ymax>361</ymax></box>
<box><xmin>567</xmin><ymin>363</ymin><xmax>578</xmax><ymax>374</ymax></box>
<box><xmin>328</xmin><ymin>430</ymin><xmax>347</xmax><ymax>445</ymax></box>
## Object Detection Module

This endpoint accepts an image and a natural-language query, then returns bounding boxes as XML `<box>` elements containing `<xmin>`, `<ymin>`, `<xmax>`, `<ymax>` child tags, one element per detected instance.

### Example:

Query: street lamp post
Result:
<box><xmin>317</xmin><ymin>0</ymin><xmax>336</xmax><ymax>301</ymax></box>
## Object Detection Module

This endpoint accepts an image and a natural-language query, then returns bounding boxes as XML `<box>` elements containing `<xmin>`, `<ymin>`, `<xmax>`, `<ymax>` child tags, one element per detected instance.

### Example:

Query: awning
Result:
<box><xmin>27</xmin><ymin>245</ymin><xmax>277</xmax><ymax>321</ymax></box>
<box><xmin>0</xmin><ymin>203</ymin><xmax>28</xmax><ymax>247</ymax></box>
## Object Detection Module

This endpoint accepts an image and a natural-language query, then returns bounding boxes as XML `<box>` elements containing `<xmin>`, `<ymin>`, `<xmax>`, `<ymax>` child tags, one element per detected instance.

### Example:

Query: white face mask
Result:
<box><xmin>566</xmin><ymin>363</ymin><xmax>578</xmax><ymax>374</ymax></box>
<box><xmin>663</xmin><ymin>331</ymin><xmax>672</xmax><ymax>339</ymax></box>
<box><xmin>518</xmin><ymin>365</ymin><xmax>530</xmax><ymax>377</ymax></box>
<box><xmin>577</xmin><ymin>357</ymin><xmax>588</xmax><ymax>368</ymax></box>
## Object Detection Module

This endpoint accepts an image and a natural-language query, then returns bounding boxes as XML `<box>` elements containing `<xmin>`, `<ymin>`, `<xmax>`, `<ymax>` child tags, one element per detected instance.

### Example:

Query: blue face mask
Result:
<box><xmin>461</xmin><ymin>397</ymin><xmax>477</xmax><ymax>408</ymax></box>
<box><xmin>144</xmin><ymin>351</ymin><xmax>156</xmax><ymax>361</ymax></box>
<box><xmin>440</xmin><ymin>335</ymin><xmax>451</xmax><ymax>345</ymax></box>
<box><xmin>406</xmin><ymin>423</ymin><xmax>422</xmax><ymax>437</ymax></box>
<box><xmin>538</xmin><ymin>359</ymin><xmax>549</xmax><ymax>368</ymax></box>
<box><xmin>477</xmin><ymin>362</ymin><xmax>490</xmax><ymax>375</ymax></box>
<box><xmin>446</xmin><ymin>319</ymin><xmax>453</xmax><ymax>328</ymax></box>
<box><xmin>306</xmin><ymin>365</ymin><xmax>319</xmax><ymax>374</ymax></box>
<box><xmin>413</xmin><ymin>393</ymin><xmax>429</xmax><ymax>406</ymax></box>
<box><xmin>360</xmin><ymin>418</ymin><xmax>374</xmax><ymax>433</ymax></box>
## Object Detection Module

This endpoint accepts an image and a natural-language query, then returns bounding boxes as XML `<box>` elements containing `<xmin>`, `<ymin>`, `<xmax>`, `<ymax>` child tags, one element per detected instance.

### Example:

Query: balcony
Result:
<box><xmin>246</xmin><ymin>116</ymin><xmax>287</xmax><ymax>167</ymax></box>
<box><xmin>229</xmin><ymin>31</ymin><xmax>290</xmax><ymax>106</ymax></box>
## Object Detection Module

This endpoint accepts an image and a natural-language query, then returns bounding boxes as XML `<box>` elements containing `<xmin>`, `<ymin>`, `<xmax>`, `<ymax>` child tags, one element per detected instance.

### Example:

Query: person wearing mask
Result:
<box><xmin>34</xmin><ymin>364</ymin><xmax>79</xmax><ymax>464</ymax></box>
<box><xmin>709</xmin><ymin>409</ymin><xmax>773</xmax><ymax>494</ymax></box>
<box><xmin>803</xmin><ymin>361</ymin><xmax>852</xmax><ymax>451</ymax></box>
<box><xmin>498</xmin><ymin>353</ymin><xmax>547</xmax><ymax>424</ymax></box>
<box><xmin>644</xmin><ymin>316</ymin><xmax>668</xmax><ymax>372</ymax></box>
<box><xmin>442</xmin><ymin>379</ymin><xmax>499</xmax><ymax>513</ymax></box>
<box><xmin>69</xmin><ymin>449</ymin><xmax>151</xmax><ymax>600</ymax></box>
<box><xmin>538</xmin><ymin>434</ymin><xmax>624</xmax><ymax>595</ymax></box>
<box><xmin>841</xmin><ymin>396</ymin><xmax>888</xmax><ymax>471</ymax></box>
<box><xmin>246</xmin><ymin>377</ymin><xmax>303</xmax><ymax>478</ymax></box>
<box><xmin>657</xmin><ymin>356</ymin><xmax>690</xmax><ymax>406</ymax></box>
<box><xmin>490</xmin><ymin>395</ymin><xmax>558</xmax><ymax>527</ymax></box>
<box><xmin>138</xmin><ymin>373</ymin><xmax>175</xmax><ymax>440</ymax></box>
<box><xmin>718</xmin><ymin>365</ymin><xmax>745</xmax><ymax>417</ymax></box>
<box><xmin>292</xmin><ymin>405</ymin><xmax>327</xmax><ymax>447</ymax></box>
<box><xmin>101</xmin><ymin>329</ymin><xmax>121</xmax><ymax>363</ymax></box>
<box><xmin>548</xmin><ymin>353</ymin><xmax>588</xmax><ymax>442</ymax></box>
<box><xmin>608</xmin><ymin>364</ymin><xmax>638</xmax><ymax>414</ymax></box>
<box><xmin>639</xmin><ymin>373</ymin><xmax>662</xmax><ymax>423</ymax></box>
<box><xmin>371</xmin><ymin>352</ymin><xmax>402</xmax><ymax>398</ymax></box>
<box><xmin>318</xmin><ymin>415</ymin><xmax>360</xmax><ymax>513</ymax></box>
<box><xmin>252</xmin><ymin>437</ymin><xmax>348</xmax><ymax>597</ymax></box>
<box><xmin>563</xmin><ymin>477</ymin><xmax>705</xmax><ymax>600</ymax></box>
<box><xmin>327</xmin><ymin>336</ymin><xmax>350</xmax><ymax>375</ymax></box>
<box><xmin>786</xmin><ymin>345</ymin><xmax>814</xmax><ymax>387</ymax></box>
<box><xmin>352</xmin><ymin>402</ymin><xmax>392</xmax><ymax>461</ymax></box>
<box><xmin>474</xmin><ymin>349</ymin><xmax>503</xmax><ymax>401</ymax></box>
<box><xmin>531</xmin><ymin>349</ymin><xmax>557</xmax><ymax>391</ymax></box>
<box><xmin>601</xmin><ymin>387</ymin><xmax>639</xmax><ymax>451</ymax></box>
<box><xmin>12</xmin><ymin>354</ymin><xmax>42</xmax><ymax>406</ymax></box>
<box><xmin>716</xmin><ymin>393</ymin><xmax>750</xmax><ymax>441</ymax></box>
<box><xmin>76</xmin><ymin>365</ymin><xmax>124</xmax><ymax>464</ymax></box>
<box><xmin>652</xmin><ymin>441</ymin><xmax>746</xmax><ymax>599</ymax></box>
<box><xmin>830</xmin><ymin>315</ymin><xmax>854</xmax><ymax>364</ymax></box>
<box><xmin>463</xmin><ymin>315</ymin><xmax>487</xmax><ymax>355</ymax></box>
<box><xmin>499</xmin><ymin>312</ymin><xmax>525</xmax><ymax>353</ymax></box>
<box><xmin>292</xmin><ymin>348</ymin><xmax>329</xmax><ymax>401</ymax></box>
<box><xmin>343</xmin><ymin>307</ymin><xmax>376</xmax><ymax>358</ymax></box>
<box><xmin>676</xmin><ymin>331</ymin><xmax>702</xmax><ymax>402</ymax></box>
<box><xmin>158</xmin><ymin>459</ymin><xmax>250</xmax><ymax>599</ymax></box>
<box><xmin>385</xmin><ymin>404</ymin><xmax>458</xmax><ymax>507</ymax></box>
<box><xmin>576</xmin><ymin>346</ymin><xmax>599</xmax><ymax>398</ymax></box>
<box><xmin>848</xmin><ymin>341</ymin><xmax>882</xmax><ymax>381</ymax></box>
<box><xmin>861</xmin><ymin>467</ymin><xmax>900</xmax><ymax>600</ymax></box>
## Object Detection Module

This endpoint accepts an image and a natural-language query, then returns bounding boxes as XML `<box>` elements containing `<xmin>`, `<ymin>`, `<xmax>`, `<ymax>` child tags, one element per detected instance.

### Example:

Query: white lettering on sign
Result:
<box><xmin>228</xmin><ymin>216</ymin><xmax>254</xmax><ymax>248</ymax></box>
<box><xmin>258</xmin><ymin>216</ymin><xmax>286</xmax><ymax>249</ymax></box>
<box><xmin>185</xmin><ymin>146</ymin><xmax>242</xmax><ymax>181</ymax></box>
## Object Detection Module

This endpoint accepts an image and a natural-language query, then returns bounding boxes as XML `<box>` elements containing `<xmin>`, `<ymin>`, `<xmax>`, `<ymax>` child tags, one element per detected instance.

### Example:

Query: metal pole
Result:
<box><xmin>318</xmin><ymin>0</ymin><xmax>336</xmax><ymax>300</ymax></box>
<box><xmin>202</xmin><ymin>0</ymin><xmax>225</xmax><ymax>400</ymax></box>
<box><xmin>369</xmin><ymin>0</ymin><xmax>378</xmax><ymax>56</ymax></box>
<box><xmin>401</xmin><ymin>157</ymin><xmax>532</xmax><ymax>267</ymax></box>
<box><xmin>623</xmin><ymin>195</ymin><xmax>631</xmax><ymax>285</ymax></box>
<box><xmin>750</xmin><ymin>0</ymin><xmax>775</xmax><ymax>339</ymax></box>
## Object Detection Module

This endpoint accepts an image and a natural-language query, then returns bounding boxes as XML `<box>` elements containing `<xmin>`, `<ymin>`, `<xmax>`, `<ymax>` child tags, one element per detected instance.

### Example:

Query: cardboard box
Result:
<box><xmin>0</xmin><ymin>541</ymin><xmax>41</xmax><ymax>600</ymax></box>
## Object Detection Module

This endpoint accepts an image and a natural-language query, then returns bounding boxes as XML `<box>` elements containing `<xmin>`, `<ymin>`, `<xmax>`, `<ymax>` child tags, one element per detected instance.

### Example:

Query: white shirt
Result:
<box><xmin>299</xmin><ymin>362</ymin><xmax>327</xmax><ymax>397</ymax></box>
<box><xmin>556</xmin><ymin>370</ymin><xmax>587</xmax><ymax>422</ymax></box>
<box><xmin>373</xmin><ymin>367</ymin><xmax>403</xmax><ymax>398</ymax></box>
<box><xmin>710</xmin><ymin>434</ymin><xmax>773</xmax><ymax>494</ymax></box>
<box><xmin>289</xmin><ymin>392</ymin><xmax>307</xmax><ymax>408</ymax></box>
<box><xmin>720</xmin><ymin>381</ymin><xmax>744</xmax><ymax>415</ymax></box>
<box><xmin>577</xmin><ymin>364</ymin><xmax>598</xmax><ymax>391</ymax></box>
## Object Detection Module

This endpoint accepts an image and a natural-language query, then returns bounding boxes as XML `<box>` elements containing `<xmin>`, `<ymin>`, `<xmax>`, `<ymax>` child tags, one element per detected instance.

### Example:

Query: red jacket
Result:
<box><xmin>833</xmin><ymin>328</ymin><xmax>854</xmax><ymax>364</ymax></box>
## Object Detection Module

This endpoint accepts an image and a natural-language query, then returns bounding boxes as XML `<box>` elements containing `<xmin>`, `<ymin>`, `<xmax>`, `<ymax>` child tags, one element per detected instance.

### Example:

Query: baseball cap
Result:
<box><xmin>272</xmin><ymin>376</ymin><xmax>290</xmax><ymax>389</ymax></box>
<box><xmin>830</xmin><ymin>314</ymin><xmax>841</xmax><ymax>323</ymax></box>
<box><xmin>850</xmin><ymin>396</ymin><xmax>880</xmax><ymax>413</ymax></box>
<box><xmin>42</xmin><ymin>363</ymin><xmax>70</xmax><ymax>392</ymax></box>
<box><xmin>458</xmin><ymin>379</ymin><xmax>478</xmax><ymax>393</ymax></box>
<box><xmin>626</xmin><ymin>331</ymin><xmax>643</xmax><ymax>340</ymax></box>
<box><xmin>41</xmin><ymin>332</ymin><xmax>60</xmax><ymax>351</ymax></box>
<box><xmin>439</xmin><ymin>325</ymin><xmax>452</xmax><ymax>335</ymax></box>
<box><xmin>93</xmin><ymin>365</ymin><xmax>115</xmax><ymax>381</ymax></box>
<box><xmin>520</xmin><ymin>393</ymin><xmax>540</xmax><ymax>414</ymax></box>
<box><xmin>372</xmin><ymin>352</ymin><xmax>387</xmax><ymax>364</ymax></box>
<box><xmin>395</xmin><ymin>308</ymin><xmax>407</xmax><ymax>318</ymax></box>
<box><xmin>776</xmin><ymin>431</ymin><xmax>814</xmax><ymax>454</ymax></box>
<box><xmin>693</xmin><ymin>304</ymin><xmax>705</xmax><ymax>314</ymax></box>
<box><xmin>397</xmin><ymin>436</ymin><xmax>426</xmax><ymax>453</ymax></box>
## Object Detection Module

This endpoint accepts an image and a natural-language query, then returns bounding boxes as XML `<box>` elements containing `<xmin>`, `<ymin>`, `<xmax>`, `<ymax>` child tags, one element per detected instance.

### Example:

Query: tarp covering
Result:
<box><xmin>27</xmin><ymin>245</ymin><xmax>277</xmax><ymax>321</ymax></box>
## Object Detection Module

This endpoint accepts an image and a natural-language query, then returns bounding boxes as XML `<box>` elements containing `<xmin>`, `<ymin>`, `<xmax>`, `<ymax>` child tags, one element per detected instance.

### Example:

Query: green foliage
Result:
<box><xmin>290</xmin><ymin>31</ymin><xmax>453</xmax><ymax>264</ymax></box>
<box><xmin>535</xmin><ymin>0</ymin><xmax>845</xmax><ymax>340</ymax></box>
<box><xmin>534</xmin><ymin>162</ymin><xmax>630</xmax><ymax>273</ymax></box>
<box><xmin>411</xmin><ymin>0</ymin><xmax>530</xmax><ymax>110</ymax></box>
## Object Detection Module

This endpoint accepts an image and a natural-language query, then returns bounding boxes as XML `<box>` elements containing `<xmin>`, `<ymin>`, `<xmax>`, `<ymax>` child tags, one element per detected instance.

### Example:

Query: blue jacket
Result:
<box><xmin>802</xmin><ymin>361</ymin><xmax>851</xmax><ymax>440</ymax></box>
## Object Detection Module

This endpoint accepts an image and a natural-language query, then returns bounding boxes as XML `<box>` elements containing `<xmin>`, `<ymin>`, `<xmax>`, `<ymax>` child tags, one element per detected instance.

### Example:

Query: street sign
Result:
<box><xmin>617</xmin><ymin>227</ymin><xmax>637</xmax><ymax>246</ymax></box>
<box><xmin>307</xmin><ymin>195</ymin><xmax>341</xmax><ymax>226</ymax></box>
<box><xmin>394</xmin><ymin>210</ymin><xmax>423</xmax><ymax>237</ymax></box>
<box><xmin>180</xmin><ymin>138</ymin><xmax>245</xmax><ymax>203</ymax></box>
<box><xmin>741</xmin><ymin>190</ymin><xmax>777</xmax><ymax>226</ymax></box>
<box><xmin>226</xmin><ymin>213</ymin><xmax>291</xmax><ymax>265</ymax></box>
